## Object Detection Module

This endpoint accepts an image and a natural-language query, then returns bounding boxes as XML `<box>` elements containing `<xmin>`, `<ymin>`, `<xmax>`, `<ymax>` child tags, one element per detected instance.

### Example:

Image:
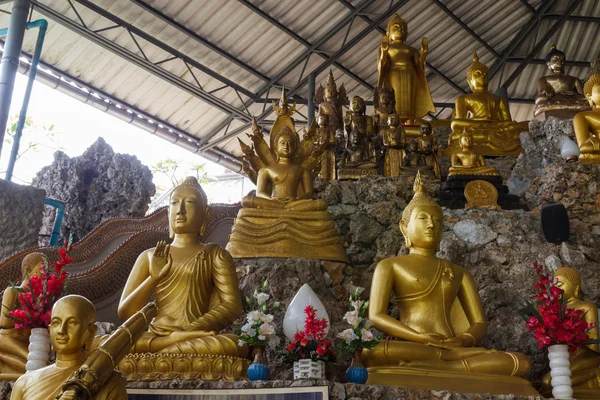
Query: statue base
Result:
<box><xmin>534</xmin><ymin>108</ymin><xmax>590</xmax><ymax>121</ymax></box>
<box><xmin>438</xmin><ymin>175</ymin><xmax>525</xmax><ymax>210</ymax></box>
<box><xmin>337</xmin><ymin>167</ymin><xmax>378</xmax><ymax>180</ymax></box>
<box><xmin>578</xmin><ymin>153</ymin><xmax>600</xmax><ymax>164</ymax></box>
<box><xmin>118</xmin><ymin>353</ymin><xmax>250</xmax><ymax>382</ymax></box>
<box><xmin>366</xmin><ymin>366</ymin><xmax>539</xmax><ymax>396</ymax></box>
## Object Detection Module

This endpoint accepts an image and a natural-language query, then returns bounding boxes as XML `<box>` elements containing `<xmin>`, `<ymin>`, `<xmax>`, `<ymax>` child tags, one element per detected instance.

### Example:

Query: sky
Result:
<box><xmin>0</xmin><ymin>72</ymin><xmax>253</xmax><ymax>204</ymax></box>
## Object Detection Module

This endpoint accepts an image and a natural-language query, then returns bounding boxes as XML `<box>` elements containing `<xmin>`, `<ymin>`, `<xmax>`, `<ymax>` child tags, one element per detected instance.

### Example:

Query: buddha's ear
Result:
<box><xmin>169</xmin><ymin>224</ymin><xmax>174</xmax><ymax>240</ymax></box>
<box><xmin>200</xmin><ymin>206</ymin><xmax>212</xmax><ymax>237</ymax></box>
<box><xmin>399</xmin><ymin>219</ymin><xmax>411</xmax><ymax>248</ymax></box>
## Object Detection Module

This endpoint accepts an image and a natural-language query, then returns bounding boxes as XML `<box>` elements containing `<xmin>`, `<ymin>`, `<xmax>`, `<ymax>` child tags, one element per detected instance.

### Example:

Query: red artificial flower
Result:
<box><xmin>300</xmin><ymin>338</ymin><xmax>309</xmax><ymax>346</ymax></box>
<box><xmin>316</xmin><ymin>346</ymin><xmax>327</xmax><ymax>356</ymax></box>
<box><xmin>286</xmin><ymin>343</ymin><xmax>296</xmax><ymax>351</ymax></box>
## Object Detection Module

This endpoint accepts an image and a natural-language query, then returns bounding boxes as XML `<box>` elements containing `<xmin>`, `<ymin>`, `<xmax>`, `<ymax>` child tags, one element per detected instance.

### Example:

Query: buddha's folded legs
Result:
<box><xmin>283</xmin><ymin>199</ymin><xmax>328</xmax><ymax>212</ymax></box>
<box><xmin>131</xmin><ymin>332</ymin><xmax>247</xmax><ymax>358</ymax></box>
<box><xmin>0</xmin><ymin>353</ymin><xmax>26</xmax><ymax>374</ymax></box>
<box><xmin>0</xmin><ymin>334</ymin><xmax>28</xmax><ymax>360</ymax></box>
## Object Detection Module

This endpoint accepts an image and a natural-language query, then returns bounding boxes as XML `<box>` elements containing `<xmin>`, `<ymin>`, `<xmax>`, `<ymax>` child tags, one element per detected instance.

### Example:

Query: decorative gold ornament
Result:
<box><xmin>362</xmin><ymin>172</ymin><xmax>537</xmax><ymax>395</ymax></box>
<box><xmin>447</xmin><ymin>50</ymin><xmax>529</xmax><ymax>157</ymax></box>
<box><xmin>574</xmin><ymin>70</ymin><xmax>600</xmax><ymax>164</ymax></box>
<box><xmin>448</xmin><ymin>131</ymin><xmax>500</xmax><ymax>177</ymax></box>
<box><xmin>464</xmin><ymin>180</ymin><xmax>500</xmax><ymax>210</ymax></box>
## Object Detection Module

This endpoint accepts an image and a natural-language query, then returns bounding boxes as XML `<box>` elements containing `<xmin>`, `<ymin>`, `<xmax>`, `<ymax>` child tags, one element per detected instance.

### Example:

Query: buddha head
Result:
<box><xmin>420</xmin><ymin>122</ymin><xmax>433</xmax><ymax>136</ymax></box>
<box><xmin>50</xmin><ymin>295</ymin><xmax>97</xmax><ymax>356</ymax></box>
<box><xmin>555</xmin><ymin>267</ymin><xmax>581</xmax><ymax>300</ymax></box>
<box><xmin>169</xmin><ymin>177</ymin><xmax>211</xmax><ymax>239</ymax></box>
<box><xmin>351</xmin><ymin>96</ymin><xmax>365</xmax><ymax>114</ymax></box>
<box><xmin>21</xmin><ymin>252</ymin><xmax>45</xmax><ymax>281</ymax></box>
<box><xmin>374</xmin><ymin>87</ymin><xmax>395</xmax><ymax>110</ymax></box>
<box><xmin>273</xmin><ymin>127</ymin><xmax>299</xmax><ymax>161</ymax></box>
<box><xmin>325</xmin><ymin>70</ymin><xmax>337</xmax><ymax>102</ymax></box>
<box><xmin>584</xmin><ymin>74</ymin><xmax>600</xmax><ymax>108</ymax></box>
<box><xmin>388</xmin><ymin>113</ymin><xmax>399</xmax><ymax>128</ymax></box>
<box><xmin>387</xmin><ymin>14</ymin><xmax>407</xmax><ymax>42</ymax></box>
<box><xmin>467</xmin><ymin>50</ymin><xmax>489</xmax><ymax>92</ymax></box>
<box><xmin>317</xmin><ymin>114</ymin><xmax>329</xmax><ymax>128</ymax></box>
<box><xmin>400</xmin><ymin>172</ymin><xmax>443</xmax><ymax>251</ymax></box>
<box><xmin>545</xmin><ymin>44</ymin><xmax>566</xmax><ymax>73</ymax></box>
<box><xmin>459</xmin><ymin>131</ymin><xmax>474</xmax><ymax>150</ymax></box>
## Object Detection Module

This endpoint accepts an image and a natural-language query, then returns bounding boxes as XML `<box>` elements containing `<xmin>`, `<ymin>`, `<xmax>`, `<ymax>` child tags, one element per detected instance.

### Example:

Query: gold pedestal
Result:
<box><xmin>118</xmin><ymin>353</ymin><xmax>250</xmax><ymax>382</ymax></box>
<box><xmin>337</xmin><ymin>167</ymin><xmax>378</xmax><ymax>180</ymax></box>
<box><xmin>226</xmin><ymin>208</ymin><xmax>349</xmax><ymax>262</ymax></box>
<box><xmin>535</xmin><ymin>108</ymin><xmax>589</xmax><ymax>120</ymax></box>
<box><xmin>578</xmin><ymin>153</ymin><xmax>600</xmax><ymax>164</ymax></box>
<box><xmin>366</xmin><ymin>366</ymin><xmax>539</xmax><ymax>396</ymax></box>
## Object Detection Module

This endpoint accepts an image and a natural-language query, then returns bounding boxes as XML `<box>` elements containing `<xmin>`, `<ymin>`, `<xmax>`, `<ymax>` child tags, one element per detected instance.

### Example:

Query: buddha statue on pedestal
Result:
<box><xmin>373</xmin><ymin>87</ymin><xmax>396</xmax><ymax>134</ymax></box>
<box><xmin>448</xmin><ymin>51</ymin><xmax>529</xmax><ymax>157</ymax></box>
<box><xmin>118</xmin><ymin>177</ymin><xmax>250</xmax><ymax>379</ymax></box>
<box><xmin>363</xmin><ymin>173</ymin><xmax>537</xmax><ymax>395</ymax></box>
<box><xmin>416</xmin><ymin>122</ymin><xmax>441</xmax><ymax>180</ymax></box>
<box><xmin>574</xmin><ymin>70</ymin><xmax>600</xmax><ymax>164</ymax></box>
<box><xmin>377</xmin><ymin>14</ymin><xmax>434</xmax><ymax>123</ymax></box>
<box><xmin>541</xmin><ymin>267</ymin><xmax>600</xmax><ymax>399</ymax></box>
<box><xmin>383</xmin><ymin>113</ymin><xmax>405</xmax><ymax>177</ymax></box>
<box><xmin>448</xmin><ymin>131</ymin><xmax>500</xmax><ymax>177</ymax></box>
<box><xmin>314</xmin><ymin>114</ymin><xmax>337</xmax><ymax>180</ymax></box>
<box><xmin>228</xmin><ymin>118</ymin><xmax>348</xmax><ymax>262</ymax></box>
<box><xmin>339</xmin><ymin>96</ymin><xmax>377</xmax><ymax>179</ymax></box>
<box><xmin>0</xmin><ymin>253</ymin><xmax>44</xmax><ymax>381</ymax></box>
<box><xmin>315</xmin><ymin>70</ymin><xmax>348</xmax><ymax>143</ymax></box>
<box><xmin>534</xmin><ymin>45</ymin><xmax>590</xmax><ymax>120</ymax></box>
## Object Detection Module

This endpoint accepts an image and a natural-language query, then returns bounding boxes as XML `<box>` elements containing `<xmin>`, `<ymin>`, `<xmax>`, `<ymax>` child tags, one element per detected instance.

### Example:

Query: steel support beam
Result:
<box><xmin>544</xmin><ymin>14</ymin><xmax>600</xmax><ymax>23</ymax></box>
<box><xmin>507</xmin><ymin>57</ymin><xmax>590</xmax><ymax>68</ymax></box>
<box><xmin>519</xmin><ymin>0</ymin><xmax>537</xmax><ymax>14</ymax></box>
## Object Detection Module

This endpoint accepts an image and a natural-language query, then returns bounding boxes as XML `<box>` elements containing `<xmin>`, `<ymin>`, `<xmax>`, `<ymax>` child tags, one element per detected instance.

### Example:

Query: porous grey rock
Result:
<box><xmin>0</xmin><ymin>179</ymin><xmax>45</xmax><ymax>261</ymax></box>
<box><xmin>452</xmin><ymin>220</ymin><xmax>498</xmax><ymax>250</ymax></box>
<box><xmin>32</xmin><ymin>138</ymin><xmax>155</xmax><ymax>241</ymax></box>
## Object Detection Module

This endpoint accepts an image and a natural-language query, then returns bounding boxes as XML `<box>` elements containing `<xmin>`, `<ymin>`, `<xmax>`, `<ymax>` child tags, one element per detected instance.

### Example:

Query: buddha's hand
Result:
<box><xmin>441</xmin><ymin>336</ymin><xmax>471</xmax><ymax>348</ymax></box>
<box><xmin>420</xmin><ymin>332</ymin><xmax>452</xmax><ymax>349</ymax></box>
<box><xmin>150</xmin><ymin>241</ymin><xmax>172</xmax><ymax>281</ymax></box>
<box><xmin>381</xmin><ymin>35</ymin><xmax>389</xmax><ymax>51</ymax></box>
<box><xmin>57</xmin><ymin>389</ymin><xmax>78</xmax><ymax>400</ymax></box>
<box><xmin>421</xmin><ymin>37</ymin><xmax>428</xmax><ymax>52</ymax></box>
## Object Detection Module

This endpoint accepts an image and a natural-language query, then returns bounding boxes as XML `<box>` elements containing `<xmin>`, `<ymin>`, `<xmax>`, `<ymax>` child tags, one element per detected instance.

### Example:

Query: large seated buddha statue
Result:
<box><xmin>448</xmin><ymin>51</ymin><xmax>529</xmax><ymax>157</ymax></box>
<box><xmin>117</xmin><ymin>177</ymin><xmax>250</xmax><ymax>379</ymax></box>
<box><xmin>363</xmin><ymin>172</ymin><xmax>537</xmax><ymax>396</ymax></box>
<box><xmin>227</xmin><ymin>112</ymin><xmax>348</xmax><ymax>262</ymax></box>
<box><xmin>574</xmin><ymin>69</ymin><xmax>600</xmax><ymax>164</ymax></box>
<box><xmin>541</xmin><ymin>267</ymin><xmax>599</xmax><ymax>399</ymax></box>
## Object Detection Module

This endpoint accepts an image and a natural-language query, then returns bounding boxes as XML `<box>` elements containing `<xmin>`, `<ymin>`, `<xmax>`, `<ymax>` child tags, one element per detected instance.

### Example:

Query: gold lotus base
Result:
<box><xmin>118</xmin><ymin>353</ymin><xmax>250</xmax><ymax>382</ymax></box>
<box><xmin>442</xmin><ymin>144</ymin><xmax>523</xmax><ymax>157</ymax></box>
<box><xmin>366</xmin><ymin>366</ymin><xmax>539</xmax><ymax>396</ymax></box>
<box><xmin>578</xmin><ymin>153</ymin><xmax>600</xmax><ymax>164</ymax></box>
<box><xmin>338</xmin><ymin>167</ymin><xmax>378</xmax><ymax>180</ymax></box>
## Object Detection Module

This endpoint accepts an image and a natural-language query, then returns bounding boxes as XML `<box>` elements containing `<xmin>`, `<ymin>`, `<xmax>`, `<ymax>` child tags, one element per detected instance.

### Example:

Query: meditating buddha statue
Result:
<box><xmin>573</xmin><ymin>70</ymin><xmax>600</xmax><ymax>164</ymax></box>
<box><xmin>377</xmin><ymin>14</ymin><xmax>435</xmax><ymax>122</ymax></box>
<box><xmin>314</xmin><ymin>70</ymin><xmax>348</xmax><ymax>143</ymax></box>
<box><xmin>383</xmin><ymin>113</ymin><xmax>405</xmax><ymax>177</ymax></box>
<box><xmin>534</xmin><ymin>45</ymin><xmax>590</xmax><ymax>120</ymax></box>
<box><xmin>448</xmin><ymin>51</ymin><xmax>529</xmax><ymax>157</ymax></box>
<box><xmin>228</xmin><ymin>118</ymin><xmax>348</xmax><ymax>262</ymax></box>
<box><xmin>118</xmin><ymin>177</ymin><xmax>250</xmax><ymax>379</ymax></box>
<box><xmin>363</xmin><ymin>172</ymin><xmax>537</xmax><ymax>395</ymax></box>
<box><xmin>541</xmin><ymin>267</ymin><xmax>599</xmax><ymax>399</ymax></box>
<box><xmin>448</xmin><ymin>131</ymin><xmax>500</xmax><ymax>177</ymax></box>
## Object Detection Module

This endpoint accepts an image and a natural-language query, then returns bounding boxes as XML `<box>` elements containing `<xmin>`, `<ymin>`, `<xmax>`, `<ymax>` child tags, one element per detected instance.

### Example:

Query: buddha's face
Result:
<box><xmin>547</xmin><ymin>53</ymin><xmax>565</xmax><ymax>72</ymax></box>
<box><xmin>403</xmin><ymin>205</ymin><xmax>443</xmax><ymax>250</ymax></box>
<box><xmin>351</xmin><ymin>98</ymin><xmax>364</xmax><ymax>113</ymax></box>
<box><xmin>50</xmin><ymin>300</ymin><xmax>95</xmax><ymax>355</ymax></box>
<box><xmin>318</xmin><ymin>115</ymin><xmax>328</xmax><ymax>128</ymax></box>
<box><xmin>460</xmin><ymin>134</ymin><xmax>472</xmax><ymax>149</ymax></box>
<box><xmin>555</xmin><ymin>276</ymin><xmax>577</xmax><ymax>300</ymax></box>
<box><xmin>469</xmin><ymin>68</ymin><xmax>488</xmax><ymax>90</ymax></box>
<box><xmin>588</xmin><ymin>83</ymin><xmax>600</xmax><ymax>107</ymax></box>
<box><xmin>276</xmin><ymin>133</ymin><xmax>296</xmax><ymax>158</ymax></box>
<box><xmin>170</xmin><ymin>186</ymin><xmax>207</xmax><ymax>235</ymax></box>
<box><xmin>388</xmin><ymin>114</ymin><xmax>399</xmax><ymax>127</ymax></box>
<box><xmin>379</xmin><ymin>92</ymin><xmax>390</xmax><ymax>105</ymax></box>
<box><xmin>325</xmin><ymin>88</ymin><xmax>335</xmax><ymax>101</ymax></box>
<box><xmin>389</xmin><ymin>22</ymin><xmax>407</xmax><ymax>41</ymax></box>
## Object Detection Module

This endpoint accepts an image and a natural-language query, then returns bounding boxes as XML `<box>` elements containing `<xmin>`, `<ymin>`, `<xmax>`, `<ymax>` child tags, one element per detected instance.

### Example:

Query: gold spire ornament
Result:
<box><xmin>573</xmin><ymin>69</ymin><xmax>600</xmax><ymax>164</ymax></box>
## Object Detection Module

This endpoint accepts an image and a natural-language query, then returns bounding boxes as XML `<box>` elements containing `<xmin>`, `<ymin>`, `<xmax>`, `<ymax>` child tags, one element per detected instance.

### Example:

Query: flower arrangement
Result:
<box><xmin>5</xmin><ymin>237</ymin><xmax>72</xmax><ymax>330</ymax></box>
<box><xmin>336</xmin><ymin>290</ymin><xmax>379</xmax><ymax>356</ymax></box>
<box><xmin>238</xmin><ymin>279</ymin><xmax>280</xmax><ymax>347</ymax></box>
<box><xmin>520</xmin><ymin>261</ymin><xmax>598</xmax><ymax>352</ymax></box>
<box><xmin>284</xmin><ymin>305</ymin><xmax>335</xmax><ymax>362</ymax></box>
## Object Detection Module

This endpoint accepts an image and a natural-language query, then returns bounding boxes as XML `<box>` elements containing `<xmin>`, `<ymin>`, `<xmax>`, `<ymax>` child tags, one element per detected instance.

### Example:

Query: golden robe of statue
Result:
<box><xmin>363</xmin><ymin>173</ymin><xmax>537</xmax><ymax>396</ymax></box>
<box><xmin>377</xmin><ymin>14</ymin><xmax>434</xmax><ymax>122</ymax></box>
<box><xmin>383</xmin><ymin>113</ymin><xmax>405</xmax><ymax>177</ymax></box>
<box><xmin>314</xmin><ymin>70</ymin><xmax>348</xmax><ymax>144</ymax></box>
<box><xmin>448</xmin><ymin>51</ymin><xmax>529</xmax><ymax>157</ymax></box>
<box><xmin>316</xmin><ymin>114</ymin><xmax>336</xmax><ymax>181</ymax></box>
<box><xmin>574</xmin><ymin>71</ymin><xmax>600</xmax><ymax>164</ymax></box>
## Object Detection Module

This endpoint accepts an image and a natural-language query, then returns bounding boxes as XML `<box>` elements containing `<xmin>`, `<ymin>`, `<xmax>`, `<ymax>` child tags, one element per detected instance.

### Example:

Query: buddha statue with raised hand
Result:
<box><xmin>363</xmin><ymin>172</ymin><xmax>536</xmax><ymax>395</ymax></box>
<box><xmin>574</xmin><ymin>69</ymin><xmax>600</xmax><ymax>164</ymax></box>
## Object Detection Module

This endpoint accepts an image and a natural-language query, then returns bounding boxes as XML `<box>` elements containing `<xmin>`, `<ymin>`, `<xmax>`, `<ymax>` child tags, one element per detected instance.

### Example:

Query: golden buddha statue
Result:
<box><xmin>541</xmin><ymin>267</ymin><xmax>600</xmax><ymax>399</ymax></box>
<box><xmin>363</xmin><ymin>172</ymin><xmax>537</xmax><ymax>395</ymax></box>
<box><xmin>573</xmin><ymin>71</ymin><xmax>600</xmax><ymax>164</ymax></box>
<box><xmin>0</xmin><ymin>252</ymin><xmax>44</xmax><ymax>381</ymax></box>
<box><xmin>448</xmin><ymin>131</ymin><xmax>500</xmax><ymax>177</ymax></box>
<box><xmin>117</xmin><ymin>177</ymin><xmax>250</xmax><ymax>379</ymax></box>
<box><xmin>448</xmin><ymin>51</ymin><xmax>529</xmax><ymax>157</ymax></box>
<box><xmin>383</xmin><ymin>113</ymin><xmax>405</xmax><ymax>177</ymax></box>
<box><xmin>315</xmin><ymin>114</ymin><xmax>336</xmax><ymax>180</ymax></box>
<box><xmin>377</xmin><ymin>14</ymin><xmax>434</xmax><ymax>122</ymax></box>
<box><xmin>228</xmin><ymin>117</ymin><xmax>348</xmax><ymax>262</ymax></box>
<box><xmin>373</xmin><ymin>87</ymin><xmax>396</xmax><ymax>134</ymax></box>
<box><xmin>342</xmin><ymin>96</ymin><xmax>376</xmax><ymax>169</ymax></box>
<box><xmin>416</xmin><ymin>122</ymin><xmax>441</xmax><ymax>180</ymax></box>
<box><xmin>315</xmin><ymin>70</ymin><xmax>348</xmax><ymax>142</ymax></box>
<box><xmin>534</xmin><ymin>45</ymin><xmax>590</xmax><ymax>120</ymax></box>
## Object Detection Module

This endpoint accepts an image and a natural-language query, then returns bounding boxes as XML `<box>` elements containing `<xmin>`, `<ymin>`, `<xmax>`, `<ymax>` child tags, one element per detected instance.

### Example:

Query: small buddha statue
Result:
<box><xmin>534</xmin><ymin>45</ymin><xmax>590</xmax><ymax>119</ymax></box>
<box><xmin>373</xmin><ymin>87</ymin><xmax>396</xmax><ymax>134</ymax></box>
<box><xmin>118</xmin><ymin>177</ymin><xmax>249</xmax><ymax>377</ymax></box>
<box><xmin>363</xmin><ymin>172</ymin><xmax>536</xmax><ymax>395</ymax></box>
<box><xmin>403</xmin><ymin>138</ymin><xmax>419</xmax><ymax>168</ymax></box>
<box><xmin>343</xmin><ymin>96</ymin><xmax>376</xmax><ymax>168</ymax></box>
<box><xmin>314</xmin><ymin>70</ymin><xmax>348</xmax><ymax>142</ymax></box>
<box><xmin>448</xmin><ymin>131</ymin><xmax>500</xmax><ymax>177</ymax></box>
<box><xmin>383</xmin><ymin>113</ymin><xmax>405</xmax><ymax>177</ymax></box>
<box><xmin>448</xmin><ymin>50</ymin><xmax>529</xmax><ymax>157</ymax></box>
<box><xmin>315</xmin><ymin>114</ymin><xmax>336</xmax><ymax>180</ymax></box>
<box><xmin>416</xmin><ymin>122</ymin><xmax>441</xmax><ymax>179</ymax></box>
<box><xmin>0</xmin><ymin>252</ymin><xmax>44</xmax><ymax>381</ymax></box>
<box><xmin>377</xmin><ymin>14</ymin><xmax>435</xmax><ymax>122</ymax></box>
<box><xmin>541</xmin><ymin>267</ymin><xmax>600</xmax><ymax>398</ymax></box>
<box><xmin>573</xmin><ymin>71</ymin><xmax>600</xmax><ymax>164</ymax></box>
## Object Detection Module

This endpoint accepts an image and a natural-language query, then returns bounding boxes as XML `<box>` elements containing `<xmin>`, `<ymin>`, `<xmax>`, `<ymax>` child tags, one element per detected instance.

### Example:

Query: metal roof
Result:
<box><xmin>0</xmin><ymin>0</ymin><xmax>598</xmax><ymax>171</ymax></box>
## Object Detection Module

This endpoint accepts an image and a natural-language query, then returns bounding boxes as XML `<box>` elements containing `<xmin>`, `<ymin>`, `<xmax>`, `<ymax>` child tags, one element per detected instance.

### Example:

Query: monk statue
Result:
<box><xmin>534</xmin><ymin>45</ymin><xmax>590</xmax><ymax>120</ymax></box>
<box><xmin>541</xmin><ymin>267</ymin><xmax>600</xmax><ymax>399</ymax></box>
<box><xmin>416</xmin><ymin>122</ymin><xmax>441</xmax><ymax>180</ymax></box>
<box><xmin>11</xmin><ymin>295</ymin><xmax>155</xmax><ymax>400</ymax></box>
<box><xmin>228</xmin><ymin>116</ymin><xmax>348</xmax><ymax>262</ymax></box>
<box><xmin>383</xmin><ymin>113</ymin><xmax>405</xmax><ymax>177</ymax></box>
<box><xmin>315</xmin><ymin>114</ymin><xmax>336</xmax><ymax>180</ymax></box>
<box><xmin>377</xmin><ymin>14</ymin><xmax>434</xmax><ymax>123</ymax></box>
<box><xmin>573</xmin><ymin>70</ymin><xmax>600</xmax><ymax>164</ymax></box>
<box><xmin>314</xmin><ymin>70</ymin><xmax>348</xmax><ymax>143</ymax></box>
<box><xmin>373</xmin><ymin>87</ymin><xmax>396</xmax><ymax>135</ymax></box>
<box><xmin>343</xmin><ymin>96</ymin><xmax>376</xmax><ymax>167</ymax></box>
<box><xmin>363</xmin><ymin>172</ymin><xmax>537</xmax><ymax>395</ymax></box>
<box><xmin>448</xmin><ymin>131</ymin><xmax>500</xmax><ymax>177</ymax></box>
<box><xmin>0</xmin><ymin>253</ymin><xmax>46</xmax><ymax>381</ymax></box>
<box><xmin>448</xmin><ymin>50</ymin><xmax>529</xmax><ymax>157</ymax></box>
<box><xmin>118</xmin><ymin>177</ymin><xmax>250</xmax><ymax>378</ymax></box>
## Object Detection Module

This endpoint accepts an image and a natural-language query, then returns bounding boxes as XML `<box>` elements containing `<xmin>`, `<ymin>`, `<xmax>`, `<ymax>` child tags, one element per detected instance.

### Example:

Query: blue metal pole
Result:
<box><xmin>0</xmin><ymin>0</ymin><xmax>30</xmax><ymax>159</ymax></box>
<box><xmin>4</xmin><ymin>19</ymin><xmax>47</xmax><ymax>181</ymax></box>
<box><xmin>44</xmin><ymin>198</ymin><xmax>65</xmax><ymax>246</ymax></box>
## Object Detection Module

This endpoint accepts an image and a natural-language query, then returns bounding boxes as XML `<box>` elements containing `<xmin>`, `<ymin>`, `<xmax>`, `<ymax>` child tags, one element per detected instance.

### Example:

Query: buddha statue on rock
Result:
<box><xmin>383</xmin><ymin>113</ymin><xmax>405</xmax><ymax>177</ymax></box>
<box><xmin>377</xmin><ymin>14</ymin><xmax>435</xmax><ymax>122</ymax></box>
<box><xmin>314</xmin><ymin>70</ymin><xmax>348</xmax><ymax>144</ymax></box>
<box><xmin>339</xmin><ymin>96</ymin><xmax>377</xmax><ymax>179</ymax></box>
<box><xmin>373</xmin><ymin>87</ymin><xmax>396</xmax><ymax>134</ymax></box>
<box><xmin>534</xmin><ymin>45</ymin><xmax>590</xmax><ymax>120</ymax></box>
<box><xmin>541</xmin><ymin>267</ymin><xmax>600</xmax><ymax>399</ymax></box>
<box><xmin>416</xmin><ymin>122</ymin><xmax>441</xmax><ymax>180</ymax></box>
<box><xmin>448</xmin><ymin>51</ymin><xmax>529</xmax><ymax>157</ymax></box>
<box><xmin>118</xmin><ymin>177</ymin><xmax>250</xmax><ymax>379</ymax></box>
<box><xmin>0</xmin><ymin>253</ymin><xmax>43</xmax><ymax>381</ymax></box>
<box><xmin>314</xmin><ymin>114</ymin><xmax>337</xmax><ymax>180</ymax></box>
<box><xmin>574</xmin><ymin>70</ymin><xmax>600</xmax><ymax>164</ymax></box>
<box><xmin>448</xmin><ymin>131</ymin><xmax>500</xmax><ymax>177</ymax></box>
<box><xmin>363</xmin><ymin>172</ymin><xmax>537</xmax><ymax>395</ymax></box>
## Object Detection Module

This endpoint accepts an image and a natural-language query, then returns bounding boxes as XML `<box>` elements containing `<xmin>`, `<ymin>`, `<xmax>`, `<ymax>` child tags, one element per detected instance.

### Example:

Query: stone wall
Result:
<box><xmin>0</xmin><ymin>179</ymin><xmax>45</xmax><ymax>262</ymax></box>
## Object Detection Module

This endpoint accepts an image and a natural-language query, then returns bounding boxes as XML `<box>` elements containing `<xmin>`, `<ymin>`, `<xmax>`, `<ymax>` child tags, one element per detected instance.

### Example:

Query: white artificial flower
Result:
<box><xmin>241</xmin><ymin>323</ymin><xmax>253</xmax><ymax>333</ymax></box>
<box><xmin>344</xmin><ymin>310</ymin><xmax>361</xmax><ymax>328</ymax></box>
<box><xmin>245</xmin><ymin>328</ymin><xmax>257</xmax><ymax>337</ymax></box>
<box><xmin>238</xmin><ymin>340</ymin><xmax>245</xmax><ymax>347</ymax></box>
<box><xmin>361</xmin><ymin>329</ymin><xmax>374</xmax><ymax>342</ymax></box>
<box><xmin>363</xmin><ymin>319</ymin><xmax>373</xmax><ymax>329</ymax></box>
<box><xmin>258</xmin><ymin>335</ymin><xmax>266</xmax><ymax>341</ymax></box>
<box><xmin>351</xmin><ymin>300</ymin><xmax>365</xmax><ymax>311</ymax></box>
<box><xmin>338</xmin><ymin>328</ymin><xmax>359</xmax><ymax>344</ymax></box>
<box><xmin>259</xmin><ymin>323</ymin><xmax>275</xmax><ymax>338</ymax></box>
<box><xmin>260</xmin><ymin>313</ymin><xmax>274</xmax><ymax>323</ymax></box>
<box><xmin>255</xmin><ymin>292</ymin><xmax>270</xmax><ymax>305</ymax></box>
<box><xmin>247</xmin><ymin>310</ymin><xmax>262</xmax><ymax>322</ymax></box>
